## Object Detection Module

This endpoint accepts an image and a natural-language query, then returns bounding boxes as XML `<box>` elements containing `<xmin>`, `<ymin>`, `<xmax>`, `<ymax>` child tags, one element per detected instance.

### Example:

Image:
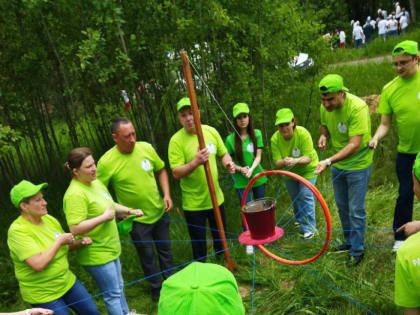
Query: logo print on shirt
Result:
<box><xmin>292</xmin><ymin>148</ymin><xmax>301</xmax><ymax>158</ymax></box>
<box><xmin>55</xmin><ymin>232</ymin><xmax>61</xmax><ymax>239</ymax></box>
<box><xmin>102</xmin><ymin>191</ymin><xmax>113</xmax><ymax>201</ymax></box>
<box><xmin>141</xmin><ymin>159</ymin><xmax>152</xmax><ymax>171</ymax></box>
<box><xmin>246</xmin><ymin>143</ymin><xmax>254</xmax><ymax>153</ymax></box>
<box><xmin>337</xmin><ymin>122</ymin><xmax>347</xmax><ymax>134</ymax></box>
<box><xmin>206</xmin><ymin>142</ymin><xmax>216</xmax><ymax>154</ymax></box>
<box><xmin>418</xmin><ymin>91</ymin><xmax>420</xmax><ymax>100</ymax></box>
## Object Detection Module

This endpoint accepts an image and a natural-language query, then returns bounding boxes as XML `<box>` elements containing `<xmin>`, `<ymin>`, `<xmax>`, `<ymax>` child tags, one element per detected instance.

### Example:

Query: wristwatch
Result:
<box><xmin>325</xmin><ymin>158</ymin><xmax>332</xmax><ymax>166</ymax></box>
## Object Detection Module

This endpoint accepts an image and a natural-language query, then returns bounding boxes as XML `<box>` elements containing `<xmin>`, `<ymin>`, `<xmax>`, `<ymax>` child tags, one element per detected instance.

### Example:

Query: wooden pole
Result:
<box><xmin>181</xmin><ymin>51</ymin><xmax>237</xmax><ymax>272</ymax></box>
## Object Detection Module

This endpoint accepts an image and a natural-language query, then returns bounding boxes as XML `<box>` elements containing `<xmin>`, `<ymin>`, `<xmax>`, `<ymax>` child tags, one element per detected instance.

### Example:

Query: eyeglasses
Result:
<box><xmin>393</xmin><ymin>57</ymin><xmax>415</xmax><ymax>67</ymax></box>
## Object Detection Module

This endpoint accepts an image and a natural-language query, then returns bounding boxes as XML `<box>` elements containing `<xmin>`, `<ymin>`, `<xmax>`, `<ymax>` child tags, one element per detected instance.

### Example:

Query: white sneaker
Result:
<box><xmin>303</xmin><ymin>232</ymin><xmax>315</xmax><ymax>239</ymax></box>
<box><xmin>246</xmin><ymin>245</ymin><xmax>254</xmax><ymax>255</ymax></box>
<box><xmin>392</xmin><ymin>240</ymin><xmax>404</xmax><ymax>252</ymax></box>
<box><xmin>128</xmin><ymin>310</ymin><xmax>147</xmax><ymax>315</ymax></box>
<box><xmin>294</xmin><ymin>221</ymin><xmax>301</xmax><ymax>227</ymax></box>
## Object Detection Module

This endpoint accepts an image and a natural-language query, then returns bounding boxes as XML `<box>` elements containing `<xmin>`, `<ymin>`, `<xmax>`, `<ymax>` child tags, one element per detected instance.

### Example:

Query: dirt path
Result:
<box><xmin>332</xmin><ymin>55</ymin><xmax>392</xmax><ymax>67</ymax></box>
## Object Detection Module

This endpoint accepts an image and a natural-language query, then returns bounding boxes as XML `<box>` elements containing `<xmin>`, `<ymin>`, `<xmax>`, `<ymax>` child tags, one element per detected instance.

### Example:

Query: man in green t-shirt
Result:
<box><xmin>96</xmin><ymin>117</ymin><xmax>173</xmax><ymax>301</ymax></box>
<box><xmin>369</xmin><ymin>40</ymin><xmax>420</xmax><ymax>252</ymax></box>
<box><xmin>315</xmin><ymin>74</ymin><xmax>373</xmax><ymax>267</ymax></box>
<box><xmin>394</xmin><ymin>153</ymin><xmax>420</xmax><ymax>314</ymax></box>
<box><xmin>168</xmin><ymin>97</ymin><xmax>235</xmax><ymax>262</ymax></box>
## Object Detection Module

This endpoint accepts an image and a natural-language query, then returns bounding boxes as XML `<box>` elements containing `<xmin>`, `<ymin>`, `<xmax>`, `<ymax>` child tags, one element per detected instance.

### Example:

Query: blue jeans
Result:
<box><xmin>355</xmin><ymin>39</ymin><xmax>363</xmax><ymax>49</ymax></box>
<box><xmin>394</xmin><ymin>153</ymin><xmax>417</xmax><ymax>241</ymax></box>
<box><xmin>84</xmin><ymin>258</ymin><xmax>129</xmax><ymax>315</ymax></box>
<box><xmin>237</xmin><ymin>184</ymin><xmax>266</xmax><ymax>205</ymax></box>
<box><xmin>32</xmin><ymin>278</ymin><xmax>99</xmax><ymax>315</ymax></box>
<box><xmin>285</xmin><ymin>178</ymin><xmax>317</xmax><ymax>234</ymax></box>
<box><xmin>331</xmin><ymin>165</ymin><xmax>372</xmax><ymax>256</ymax></box>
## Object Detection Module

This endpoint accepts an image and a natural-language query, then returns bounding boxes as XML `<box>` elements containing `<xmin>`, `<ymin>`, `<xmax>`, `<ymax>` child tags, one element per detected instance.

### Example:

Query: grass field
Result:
<box><xmin>1</xmin><ymin>30</ymin><xmax>420</xmax><ymax>314</ymax></box>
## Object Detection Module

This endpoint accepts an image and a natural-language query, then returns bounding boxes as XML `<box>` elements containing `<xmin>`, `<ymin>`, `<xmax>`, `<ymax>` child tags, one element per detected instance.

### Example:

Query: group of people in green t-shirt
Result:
<box><xmin>5</xmin><ymin>39</ymin><xmax>420</xmax><ymax>315</ymax></box>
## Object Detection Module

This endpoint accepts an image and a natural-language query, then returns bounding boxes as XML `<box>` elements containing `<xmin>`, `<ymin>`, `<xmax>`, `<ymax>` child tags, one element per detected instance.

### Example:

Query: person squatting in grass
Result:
<box><xmin>63</xmin><ymin>147</ymin><xmax>143</xmax><ymax>315</ymax></box>
<box><xmin>271</xmin><ymin>108</ymin><xmax>319</xmax><ymax>239</ymax></box>
<box><xmin>168</xmin><ymin>97</ymin><xmax>235</xmax><ymax>262</ymax></box>
<box><xmin>394</xmin><ymin>153</ymin><xmax>420</xmax><ymax>315</ymax></box>
<box><xmin>224</xmin><ymin>102</ymin><xmax>267</xmax><ymax>255</ymax></box>
<box><xmin>369</xmin><ymin>40</ymin><xmax>420</xmax><ymax>252</ymax></box>
<box><xmin>97</xmin><ymin>117</ymin><xmax>174</xmax><ymax>302</ymax></box>
<box><xmin>315</xmin><ymin>74</ymin><xmax>374</xmax><ymax>267</ymax></box>
<box><xmin>7</xmin><ymin>180</ymin><xmax>100</xmax><ymax>315</ymax></box>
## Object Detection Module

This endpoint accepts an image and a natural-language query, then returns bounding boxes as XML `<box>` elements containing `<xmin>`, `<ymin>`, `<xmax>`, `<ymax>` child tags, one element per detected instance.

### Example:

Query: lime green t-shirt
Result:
<box><xmin>270</xmin><ymin>126</ymin><xmax>319</xmax><ymax>179</ymax></box>
<box><xmin>395</xmin><ymin>231</ymin><xmax>420</xmax><ymax>307</ymax></box>
<box><xmin>225</xmin><ymin>129</ymin><xmax>268</xmax><ymax>189</ymax></box>
<box><xmin>168</xmin><ymin>125</ymin><xmax>226</xmax><ymax>210</ymax></box>
<box><xmin>63</xmin><ymin>179</ymin><xmax>121</xmax><ymax>266</ymax></box>
<box><xmin>320</xmin><ymin>92</ymin><xmax>373</xmax><ymax>170</ymax></box>
<box><xmin>378</xmin><ymin>70</ymin><xmax>420</xmax><ymax>154</ymax></box>
<box><xmin>7</xmin><ymin>215</ymin><xmax>76</xmax><ymax>304</ymax></box>
<box><xmin>97</xmin><ymin>142</ymin><xmax>166</xmax><ymax>224</ymax></box>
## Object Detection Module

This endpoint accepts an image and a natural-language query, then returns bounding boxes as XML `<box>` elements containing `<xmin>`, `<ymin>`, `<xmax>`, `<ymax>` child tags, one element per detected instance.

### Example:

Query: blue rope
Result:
<box><xmin>53</xmin><ymin>243</ymin><xmax>241</xmax><ymax>312</ymax></box>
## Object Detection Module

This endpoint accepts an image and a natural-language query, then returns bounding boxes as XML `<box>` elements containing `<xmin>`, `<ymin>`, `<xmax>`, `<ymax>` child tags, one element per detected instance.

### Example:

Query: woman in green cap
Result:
<box><xmin>225</xmin><ymin>102</ymin><xmax>267</xmax><ymax>254</ymax></box>
<box><xmin>7</xmin><ymin>180</ymin><xmax>100</xmax><ymax>314</ymax></box>
<box><xmin>271</xmin><ymin>108</ymin><xmax>319</xmax><ymax>239</ymax></box>
<box><xmin>63</xmin><ymin>147</ymin><xmax>143</xmax><ymax>315</ymax></box>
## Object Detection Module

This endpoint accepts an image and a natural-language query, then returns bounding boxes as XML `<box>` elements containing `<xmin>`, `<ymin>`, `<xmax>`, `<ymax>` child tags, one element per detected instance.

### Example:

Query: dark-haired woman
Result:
<box><xmin>271</xmin><ymin>108</ymin><xmax>318</xmax><ymax>239</ymax></box>
<box><xmin>63</xmin><ymin>147</ymin><xmax>143</xmax><ymax>315</ymax></box>
<box><xmin>225</xmin><ymin>103</ymin><xmax>267</xmax><ymax>254</ymax></box>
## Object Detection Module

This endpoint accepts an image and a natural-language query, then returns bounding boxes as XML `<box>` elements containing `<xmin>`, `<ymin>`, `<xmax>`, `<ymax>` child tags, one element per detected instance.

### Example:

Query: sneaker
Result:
<box><xmin>128</xmin><ymin>310</ymin><xmax>146</xmax><ymax>315</ymax></box>
<box><xmin>332</xmin><ymin>244</ymin><xmax>351</xmax><ymax>252</ymax></box>
<box><xmin>346</xmin><ymin>253</ymin><xmax>364</xmax><ymax>267</ymax></box>
<box><xmin>246</xmin><ymin>245</ymin><xmax>254</xmax><ymax>255</ymax></box>
<box><xmin>303</xmin><ymin>232</ymin><xmax>315</xmax><ymax>239</ymax></box>
<box><xmin>392</xmin><ymin>240</ymin><xmax>404</xmax><ymax>252</ymax></box>
<box><xmin>151</xmin><ymin>288</ymin><xmax>161</xmax><ymax>302</ymax></box>
<box><xmin>294</xmin><ymin>221</ymin><xmax>301</xmax><ymax>227</ymax></box>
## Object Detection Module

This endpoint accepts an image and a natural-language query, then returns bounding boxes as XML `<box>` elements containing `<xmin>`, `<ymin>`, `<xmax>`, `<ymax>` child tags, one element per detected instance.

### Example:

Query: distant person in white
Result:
<box><xmin>399</xmin><ymin>14</ymin><xmax>408</xmax><ymax>34</ymax></box>
<box><xmin>339</xmin><ymin>30</ymin><xmax>346</xmax><ymax>48</ymax></box>
<box><xmin>378</xmin><ymin>16</ymin><xmax>387</xmax><ymax>40</ymax></box>
<box><xmin>352</xmin><ymin>21</ymin><xmax>364</xmax><ymax>49</ymax></box>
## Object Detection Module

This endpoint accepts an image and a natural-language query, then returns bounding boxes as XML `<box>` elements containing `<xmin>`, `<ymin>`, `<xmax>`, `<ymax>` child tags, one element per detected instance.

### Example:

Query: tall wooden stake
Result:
<box><xmin>181</xmin><ymin>51</ymin><xmax>238</xmax><ymax>272</ymax></box>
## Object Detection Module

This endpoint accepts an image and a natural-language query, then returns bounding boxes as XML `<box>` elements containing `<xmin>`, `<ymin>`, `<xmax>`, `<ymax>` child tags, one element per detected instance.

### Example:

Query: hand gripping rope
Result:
<box><xmin>239</xmin><ymin>170</ymin><xmax>332</xmax><ymax>265</ymax></box>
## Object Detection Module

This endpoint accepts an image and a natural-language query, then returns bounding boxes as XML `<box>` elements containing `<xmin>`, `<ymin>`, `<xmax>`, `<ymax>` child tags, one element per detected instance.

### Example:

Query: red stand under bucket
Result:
<box><xmin>239</xmin><ymin>198</ymin><xmax>284</xmax><ymax>245</ymax></box>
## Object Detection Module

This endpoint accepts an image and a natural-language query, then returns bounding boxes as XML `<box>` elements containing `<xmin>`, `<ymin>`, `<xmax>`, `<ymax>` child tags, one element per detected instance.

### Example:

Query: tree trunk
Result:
<box><xmin>409</xmin><ymin>0</ymin><xmax>416</xmax><ymax>22</ymax></box>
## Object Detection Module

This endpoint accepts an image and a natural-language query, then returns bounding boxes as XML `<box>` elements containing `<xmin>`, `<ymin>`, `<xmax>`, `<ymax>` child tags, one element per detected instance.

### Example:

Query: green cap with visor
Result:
<box><xmin>158</xmin><ymin>262</ymin><xmax>245</xmax><ymax>315</ymax></box>
<box><xmin>318</xmin><ymin>74</ymin><xmax>348</xmax><ymax>94</ymax></box>
<box><xmin>10</xmin><ymin>180</ymin><xmax>48</xmax><ymax>208</ymax></box>
<box><xmin>392</xmin><ymin>40</ymin><xmax>418</xmax><ymax>56</ymax></box>
<box><xmin>275</xmin><ymin>108</ymin><xmax>294</xmax><ymax>126</ymax></box>
<box><xmin>414</xmin><ymin>153</ymin><xmax>420</xmax><ymax>182</ymax></box>
<box><xmin>177</xmin><ymin>97</ymin><xmax>191</xmax><ymax>111</ymax></box>
<box><xmin>232</xmin><ymin>103</ymin><xmax>250</xmax><ymax>118</ymax></box>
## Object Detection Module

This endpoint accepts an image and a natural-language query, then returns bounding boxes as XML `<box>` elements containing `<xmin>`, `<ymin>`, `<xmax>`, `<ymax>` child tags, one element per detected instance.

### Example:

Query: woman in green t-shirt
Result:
<box><xmin>63</xmin><ymin>147</ymin><xmax>143</xmax><ymax>315</ymax></box>
<box><xmin>225</xmin><ymin>103</ymin><xmax>267</xmax><ymax>254</ymax></box>
<box><xmin>271</xmin><ymin>108</ymin><xmax>319</xmax><ymax>239</ymax></box>
<box><xmin>7</xmin><ymin>180</ymin><xmax>100</xmax><ymax>315</ymax></box>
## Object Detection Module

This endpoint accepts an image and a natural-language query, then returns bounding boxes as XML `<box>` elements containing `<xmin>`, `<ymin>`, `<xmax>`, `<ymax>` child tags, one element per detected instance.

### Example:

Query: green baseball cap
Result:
<box><xmin>232</xmin><ymin>103</ymin><xmax>250</xmax><ymax>118</ymax></box>
<box><xmin>177</xmin><ymin>97</ymin><xmax>191</xmax><ymax>111</ymax></box>
<box><xmin>275</xmin><ymin>108</ymin><xmax>294</xmax><ymax>126</ymax></box>
<box><xmin>10</xmin><ymin>180</ymin><xmax>48</xmax><ymax>208</ymax></box>
<box><xmin>158</xmin><ymin>262</ymin><xmax>245</xmax><ymax>315</ymax></box>
<box><xmin>117</xmin><ymin>215</ymin><xmax>137</xmax><ymax>235</ymax></box>
<box><xmin>414</xmin><ymin>153</ymin><xmax>420</xmax><ymax>182</ymax></box>
<box><xmin>318</xmin><ymin>74</ymin><xmax>348</xmax><ymax>94</ymax></box>
<box><xmin>392</xmin><ymin>40</ymin><xmax>418</xmax><ymax>56</ymax></box>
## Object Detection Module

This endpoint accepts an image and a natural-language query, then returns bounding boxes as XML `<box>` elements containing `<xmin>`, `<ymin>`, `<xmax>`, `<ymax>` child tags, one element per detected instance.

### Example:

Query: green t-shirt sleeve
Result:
<box><xmin>8</xmin><ymin>227</ymin><xmax>42</xmax><ymax>261</ymax></box>
<box><xmin>225</xmin><ymin>134</ymin><xmax>234</xmax><ymax>155</ymax></box>
<box><xmin>168</xmin><ymin>138</ymin><xmax>185</xmax><ymax>169</ymax></box>
<box><xmin>97</xmin><ymin>158</ymin><xmax>111</xmax><ymax>187</ymax></box>
<box><xmin>378</xmin><ymin>89</ymin><xmax>393</xmax><ymax>115</ymax></box>
<box><xmin>348</xmin><ymin>105</ymin><xmax>369</xmax><ymax>137</ymax></box>
<box><xmin>270</xmin><ymin>133</ymin><xmax>282</xmax><ymax>162</ymax></box>
<box><xmin>64</xmin><ymin>193</ymin><xmax>88</xmax><ymax>226</ymax></box>
<box><xmin>213</xmin><ymin>128</ymin><xmax>227</xmax><ymax>157</ymax></box>
<box><xmin>148</xmin><ymin>143</ymin><xmax>165</xmax><ymax>171</ymax></box>
<box><xmin>256</xmin><ymin>130</ymin><xmax>264</xmax><ymax>148</ymax></box>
